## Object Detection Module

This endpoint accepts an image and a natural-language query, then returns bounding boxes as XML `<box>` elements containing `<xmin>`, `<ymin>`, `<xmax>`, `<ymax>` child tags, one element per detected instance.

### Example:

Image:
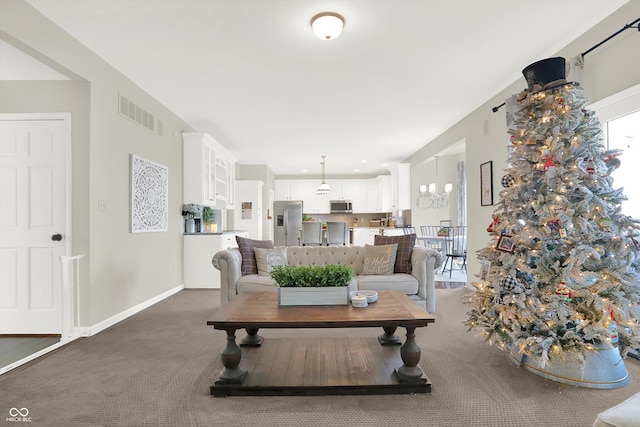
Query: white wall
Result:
<box><xmin>0</xmin><ymin>1</ymin><xmax>193</xmax><ymax>326</ymax></box>
<box><xmin>408</xmin><ymin>1</ymin><xmax>640</xmax><ymax>282</ymax></box>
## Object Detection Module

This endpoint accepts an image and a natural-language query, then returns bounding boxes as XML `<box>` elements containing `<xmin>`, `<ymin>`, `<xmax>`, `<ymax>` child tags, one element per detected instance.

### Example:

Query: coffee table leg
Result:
<box><xmin>395</xmin><ymin>327</ymin><xmax>426</xmax><ymax>383</ymax></box>
<box><xmin>241</xmin><ymin>328</ymin><xmax>264</xmax><ymax>347</ymax></box>
<box><xmin>378</xmin><ymin>326</ymin><xmax>401</xmax><ymax>346</ymax></box>
<box><xmin>216</xmin><ymin>329</ymin><xmax>247</xmax><ymax>384</ymax></box>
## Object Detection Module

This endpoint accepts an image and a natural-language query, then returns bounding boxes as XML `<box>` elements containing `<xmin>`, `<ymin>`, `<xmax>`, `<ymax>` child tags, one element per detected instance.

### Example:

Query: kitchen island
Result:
<box><xmin>351</xmin><ymin>226</ymin><xmax>407</xmax><ymax>246</ymax></box>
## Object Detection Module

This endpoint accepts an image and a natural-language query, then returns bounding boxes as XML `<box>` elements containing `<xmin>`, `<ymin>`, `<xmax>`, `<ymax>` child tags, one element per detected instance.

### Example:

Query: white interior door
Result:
<box><xmin>0</xmin><ymin>115</ymin><xmax>69</xmax><ymax>334</ymax></box>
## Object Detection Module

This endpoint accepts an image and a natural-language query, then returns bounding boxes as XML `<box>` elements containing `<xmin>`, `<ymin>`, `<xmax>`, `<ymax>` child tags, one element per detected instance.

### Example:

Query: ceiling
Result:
<box><xmin>13</xmin><ymin>0</ymin><xmax>628</xmax><ymax>176</ymax></box>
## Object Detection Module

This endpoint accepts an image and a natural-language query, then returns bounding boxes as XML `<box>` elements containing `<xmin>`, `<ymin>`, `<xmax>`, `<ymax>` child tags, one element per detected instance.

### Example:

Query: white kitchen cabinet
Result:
<box><xmin>275</xmin><ymin>180</ymin><xmax>304</xmax><ymax>200</ymax></box>
<box><xmin>349</xmin><ymin>180</ymin><xmax>368</xmax><ymax>213</ymax></box>
<box><xmin>366</xmin><ymin>179</ymin><xmax>380</xmax><ymax>213</ymax></box>
<box><xmin>184</xmin><ymin>231</ymin><xmax>248</xmax><ymax>289</ymax></box>
<box><xmin>227</xmin><ymin>161</ymin><xmax>236</xmax><ymax>208</ymax></box>
<box><xmin>352</xmin><ymin>227</ymin><xmax>383</xmax><ymax>246</ymax></box>
<box><xmin>302</xmin><ymin>181</ymin><xmax>330</xmax><ymax>214</ymax></box>
<box><xmin>275</xmin><ymin>177</ymin><xmax>395</xmax><ymax>213</ymax></box>
<box><xmin>377</xmin><ymin>175</ymin><xmax>391</xmax><ymax>212</ymax></box>
<box><xmin>183</xmin><ymin>132</ymin><xmax>237</xmax><ymax>207</ymax></box>
<box><xmin>390</xmin><ymin>163</ymin><xmax>411</xmax><ymax>210</ymax></box>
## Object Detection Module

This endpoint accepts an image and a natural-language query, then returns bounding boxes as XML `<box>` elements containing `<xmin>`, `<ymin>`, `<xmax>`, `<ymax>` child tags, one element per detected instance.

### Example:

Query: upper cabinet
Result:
<box><xmin>274</xmin><ymin>174</ymin><xmax>401</xmax><ymax>214</ymax></box>
<box><xmin>183</xmin><ymin>132</ymin><xmax>236</xmax><ymax>207</ymax></box>
<box><xmin>275</xmin><ymin>180</ymin><xmax>304</xmax><ymax>200</ymax></box>
<box><xmin>389</xmin><ymin>163</ymin><xmax>411</xmax><ymax>210</ymax></box>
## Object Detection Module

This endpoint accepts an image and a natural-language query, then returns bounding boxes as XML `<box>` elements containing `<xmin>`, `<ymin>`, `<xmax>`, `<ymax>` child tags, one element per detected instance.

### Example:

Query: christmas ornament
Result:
<box><xmin>499</xmin><ymin>276</ymin><xmax>520</xmax><ymax>292</ymax></box>
<box><xmin>516</xmin><ymin>270</ymin><xmax>535</xmax><ymax>287</ymax></box>
<box><xmin>586</xmin><ymin>159</ymin><xmax>596</xmax><ymax>176</ymax></box>
<box><xmin>543</xmin><ymin>150</ymin><xmax>557</xmax><ymax>178</ymax></box>
<box><xmin>604</xmin><ymin>156</ymin><xmax>621</xmax><ymax>175</ymax></box>
<box><xmin>555</xmin><ymin>281</ymin><xmax>573</xmax><ymax>302</ymax></box>
<box><xmin>598</xmin><ymin>217</ymin><xmax>612</xmax><ymax>232</ymax></box>
<box><xmin>501</xmin><ymin>174</ymin><xmax>516</xmax><ymax>188</ymax></box>
<box><xmin>547</xmin><ymin>219</ymin><xmax>566</xmax><ymax>238</ymax></box>
<box><xmin>486</xmin><ymin>214</ymin><xmax>502</xmax><ymax>233</ymax></box>
<box><xmin>605</xmin><ymin>306</ymin><xmax>619</xmax><ymax>344</ymax></box>
<box><xmin>629</xmin><ymin>233</ymin><xmax>640</xmax><ymax>250</ymax></box>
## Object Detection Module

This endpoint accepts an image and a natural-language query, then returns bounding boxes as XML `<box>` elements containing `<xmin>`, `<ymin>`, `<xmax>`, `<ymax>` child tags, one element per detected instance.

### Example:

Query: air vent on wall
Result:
<box><xmin>119</xmin><ymin>93</ymin><xmax>162</xmax><ymax>135</ymax></box>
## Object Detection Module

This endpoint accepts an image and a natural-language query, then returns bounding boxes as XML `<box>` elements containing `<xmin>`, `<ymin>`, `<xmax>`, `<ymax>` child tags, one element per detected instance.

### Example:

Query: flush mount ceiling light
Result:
<box><xmin>316</xmin><ymin>155</ymin><xmax>331</xmax><ymax>195</ymax></box>
<box><xmin>311</xmin><ymin>12</ymin><xmax>344</xmax><ymax>40</ymax></box>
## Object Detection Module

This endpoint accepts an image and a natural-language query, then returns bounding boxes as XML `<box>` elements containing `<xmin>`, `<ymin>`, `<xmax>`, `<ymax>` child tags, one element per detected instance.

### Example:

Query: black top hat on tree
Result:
<box><xmin>522</xmin><ymin>57</ymin><xmax>579</xmax><ymax>95</ymax></box>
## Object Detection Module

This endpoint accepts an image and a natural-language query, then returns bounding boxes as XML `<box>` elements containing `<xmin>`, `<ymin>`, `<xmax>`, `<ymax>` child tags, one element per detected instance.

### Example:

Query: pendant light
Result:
<box><xmin>316</xmin><ymin>155</ymin><xmax>331</xmax><ymax>195</ymax></box>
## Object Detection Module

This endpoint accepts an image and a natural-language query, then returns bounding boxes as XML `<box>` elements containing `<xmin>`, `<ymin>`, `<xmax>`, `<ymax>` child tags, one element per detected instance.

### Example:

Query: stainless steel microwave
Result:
<box><xmin>330</xmin><ymin>200</ymin><xmax>353</xmax><ymax>213</ymax></box>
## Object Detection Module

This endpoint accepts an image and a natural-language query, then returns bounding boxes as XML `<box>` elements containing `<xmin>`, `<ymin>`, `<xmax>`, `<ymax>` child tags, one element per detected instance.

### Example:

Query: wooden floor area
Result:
<box><xmin>211</xmin><ymin>336</ymin><xmax>431</xmax><ymax>396</ymax></box>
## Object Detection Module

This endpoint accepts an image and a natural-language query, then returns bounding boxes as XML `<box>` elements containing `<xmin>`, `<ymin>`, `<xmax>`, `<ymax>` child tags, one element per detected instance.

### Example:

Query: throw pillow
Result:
<box><xmin>236</xmin><ymin>236</ymin><xmax>274</xmax><ymax>275</ymax></box>
<box><xmin>254</xmin><ymin>247</ymin><xmax>288</xmax><ymax>276</ymax></box>
<box><xmin>374</xmin><ymin>233</ymin><xmax>416</xmax><ymax>274</ymax></box>
<box><xmin>362</xmin><ymin>243</ymin><xmax>398</xmax><ymax>276</ymax></box>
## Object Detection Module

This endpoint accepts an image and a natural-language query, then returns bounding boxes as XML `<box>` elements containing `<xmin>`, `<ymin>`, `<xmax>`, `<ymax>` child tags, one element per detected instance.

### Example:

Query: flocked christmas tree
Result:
<box><xmin>465</xmin><ymin>58</ymin><xmax>640</xmax><ymax>370</ymax></box>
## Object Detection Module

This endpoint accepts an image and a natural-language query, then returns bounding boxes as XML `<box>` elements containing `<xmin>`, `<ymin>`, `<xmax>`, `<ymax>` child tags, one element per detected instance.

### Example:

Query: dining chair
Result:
<box><xmin>404</xmin><ymin>226</ymin><xmax>417</xmax><ymax>235</ymax></box>
<box><xmin>441</xmin><ymin>225</ymin><xmax>467</xmax><ymax>277</ymax></box>
<box><xmin>419</xmin><ymin>225</ymin><xmax>444</xmax><ymax>251</ymax></box>
<box><xmin>302</xmin><ymin>221</ymin><xmax>323</xmax><ymax>246</ymax></box>
<box><xmin>326</xmin><ymin>221</ymin><xmax>348</xmax><ymax>246</ymax></box>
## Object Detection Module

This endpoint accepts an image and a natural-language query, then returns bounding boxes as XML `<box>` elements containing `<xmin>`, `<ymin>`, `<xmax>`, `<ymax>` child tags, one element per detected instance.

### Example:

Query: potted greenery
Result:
<box><xmin>270</xmin><ymin>264</ymin><xmax>354</xmax><ymax>306</ymax></box>
<box><xmin>182</xmin><ymin>204</ymin><xmax>203</xmax><ymax>233</ymax></box>
<box><xmin>202</xmin><ymin>206</ymin><xmax>217</xmax><ymax>233</ymax></box>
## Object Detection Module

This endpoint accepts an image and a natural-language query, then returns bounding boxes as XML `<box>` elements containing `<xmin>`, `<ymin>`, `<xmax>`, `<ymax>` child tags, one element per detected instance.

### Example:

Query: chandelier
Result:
<box><xmin>416</xmin><ymin>157</ymin><xmax>452</xmax><ymax>209</ymax></box>
<box><xmin>316</xmin><ymin>155</ymin><xmax>331</xmax><ymax>195</ymax></box>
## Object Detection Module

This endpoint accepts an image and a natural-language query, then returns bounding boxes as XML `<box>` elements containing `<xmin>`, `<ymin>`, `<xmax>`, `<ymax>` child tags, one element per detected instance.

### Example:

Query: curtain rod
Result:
<box><xmin>491</xmin><ymin>17</ymin><xmax>640</xmax><ymax>113</ymax></box>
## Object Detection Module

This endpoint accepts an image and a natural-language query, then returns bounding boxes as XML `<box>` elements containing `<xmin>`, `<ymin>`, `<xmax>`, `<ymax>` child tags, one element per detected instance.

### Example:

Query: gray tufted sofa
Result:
<box><xmin>212</xmin><ymin>245</ymin><xmax>442</xmax><ymax>313</ymax></box>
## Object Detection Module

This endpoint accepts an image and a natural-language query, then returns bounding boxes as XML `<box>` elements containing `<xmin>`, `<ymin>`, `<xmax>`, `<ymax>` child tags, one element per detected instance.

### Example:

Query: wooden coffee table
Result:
<box><xmin>207</xmin><ymin>290</ymin><xmax>435</xmax><ymax>396</ymax></box>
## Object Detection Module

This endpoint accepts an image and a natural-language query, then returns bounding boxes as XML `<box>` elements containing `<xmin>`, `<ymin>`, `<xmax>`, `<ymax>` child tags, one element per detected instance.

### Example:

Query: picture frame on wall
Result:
<box><xmin>480</xmin><ymin>161</ymin><xmax>493</xmax><ymax>206</ymax></box>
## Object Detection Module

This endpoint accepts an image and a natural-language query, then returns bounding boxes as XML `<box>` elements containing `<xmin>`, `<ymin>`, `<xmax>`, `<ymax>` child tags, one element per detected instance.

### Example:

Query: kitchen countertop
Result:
<box><xmin>184</xmin><ymin>230</ymin><xmax>247</xmax><ymax>236</ymax></box>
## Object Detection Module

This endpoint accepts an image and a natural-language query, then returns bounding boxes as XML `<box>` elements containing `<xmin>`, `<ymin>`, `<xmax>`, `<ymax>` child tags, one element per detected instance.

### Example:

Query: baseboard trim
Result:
<box><xmin>88</xmin><ymin>284</ymin><xmax>184</xmax><ymax>336</ymax></box>
<box><xmin>0</xmin><ymin>284</ymin><xmax>184</xmax><ymax>376</ymax></box>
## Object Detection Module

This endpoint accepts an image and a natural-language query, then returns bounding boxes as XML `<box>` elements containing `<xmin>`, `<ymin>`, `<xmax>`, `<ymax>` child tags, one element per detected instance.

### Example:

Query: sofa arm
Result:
<box><xmin>411</xmin><ymin>247</ymin><xmax>443</xmax><ymax>313</ymax></box>
<box><xmin>212</xmin><ymin>248</ymin><xmax>243</xmax><ymax>305</ymax></box>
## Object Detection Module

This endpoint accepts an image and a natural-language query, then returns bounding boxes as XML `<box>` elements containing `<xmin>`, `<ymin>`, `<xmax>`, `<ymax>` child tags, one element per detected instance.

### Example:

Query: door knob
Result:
<box><xmin>51</xmin><ymin>234</ymin><xmax>63</xmax><ymax>241</ymax></box>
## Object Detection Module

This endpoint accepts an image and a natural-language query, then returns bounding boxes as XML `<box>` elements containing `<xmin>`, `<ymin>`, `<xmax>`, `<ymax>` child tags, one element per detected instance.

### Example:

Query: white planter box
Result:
<box><xmin>277</xmin><ymin>286</ymin><xmax>349</xmax><ymax>306</ymax></box>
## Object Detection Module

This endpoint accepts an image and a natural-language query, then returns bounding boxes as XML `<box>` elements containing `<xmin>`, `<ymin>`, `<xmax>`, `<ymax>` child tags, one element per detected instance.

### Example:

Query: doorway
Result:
<box><xmin>0</xmin><ymin>113</ymin><xmax>72</xmax><ymax>369</ymax></box>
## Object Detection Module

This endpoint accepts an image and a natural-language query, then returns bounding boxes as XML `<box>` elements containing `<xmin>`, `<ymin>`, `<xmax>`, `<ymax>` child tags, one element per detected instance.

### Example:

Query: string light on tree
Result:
<box><xmin>465</xmin><ymin>57</ymin><xmax>640</xmax><ymax>388</ymax></box>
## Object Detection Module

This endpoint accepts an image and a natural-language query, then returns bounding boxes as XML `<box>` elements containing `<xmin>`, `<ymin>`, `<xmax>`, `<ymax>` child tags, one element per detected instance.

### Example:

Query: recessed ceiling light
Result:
<box><xmin>302</xmin><ymin>169</ymin><xmax>308</xmax><ymax>173</ymax></box>
<box><xmin>361</xmin><ymin>160</ymin><xmax>367</xmax><ymax>163</ymax></box>
<box><xmin>354</xmin><ymin>169</ymin><xmax>360</xmax><ymax>172</ymax></box>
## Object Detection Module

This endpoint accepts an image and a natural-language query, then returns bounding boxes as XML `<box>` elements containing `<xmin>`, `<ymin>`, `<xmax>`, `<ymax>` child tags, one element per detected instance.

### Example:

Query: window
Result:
<box><xmin>591</xmin><ymin>85</ymin><xmax>640</xmax><ymax>220</ymax></box>
<box><xmin>606</xmin><ymin>111</ymin><xmax>640</xmax><ymax>219</ymax></box>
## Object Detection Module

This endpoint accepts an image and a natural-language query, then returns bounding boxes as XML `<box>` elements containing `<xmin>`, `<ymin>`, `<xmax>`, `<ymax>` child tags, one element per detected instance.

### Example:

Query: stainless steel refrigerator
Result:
<box><xmin>273</xmin><ymin>200</ymin><xmax>303</xmax><ymax>246</ymax></box>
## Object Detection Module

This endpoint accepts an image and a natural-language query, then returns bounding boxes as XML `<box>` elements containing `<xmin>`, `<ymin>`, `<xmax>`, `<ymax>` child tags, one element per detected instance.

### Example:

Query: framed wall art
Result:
<box><xmin>130</xmin><ymin>154</ymin><xmax>168</xmax><ymax>233</ymax></box>
<box><xmin>480</xmin><ymin>160</ymin><xmax>493</xmax><ymax>206</ymax></box>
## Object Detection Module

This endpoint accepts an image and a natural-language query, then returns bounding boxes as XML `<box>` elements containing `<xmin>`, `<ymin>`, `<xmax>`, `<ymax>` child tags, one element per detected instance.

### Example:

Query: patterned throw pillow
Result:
<box><xmin>362</xmin><ymin>243</ymin><xmax>398</xmax><ymax>276</ymax></box>
<box><xmin>374</xmin><ymin>234</ymin><xmax>416</xmax><ymax>274</ymax></box>
<box><xmin>236</xmin><ymin>236</ymin><xmax>274</xmax><ymax>275</ymax></box>
<box><xmin>254</xmin><ymin>247</ymin><xmax>288</xmax><ymax>276</ymax></box>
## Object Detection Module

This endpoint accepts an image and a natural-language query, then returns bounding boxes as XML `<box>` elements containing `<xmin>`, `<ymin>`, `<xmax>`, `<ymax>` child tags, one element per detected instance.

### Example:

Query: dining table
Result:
<box><xmin>416</xmin><ymin>235</ymin><xmax>450</xmax><ymax>253</ymax></box>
